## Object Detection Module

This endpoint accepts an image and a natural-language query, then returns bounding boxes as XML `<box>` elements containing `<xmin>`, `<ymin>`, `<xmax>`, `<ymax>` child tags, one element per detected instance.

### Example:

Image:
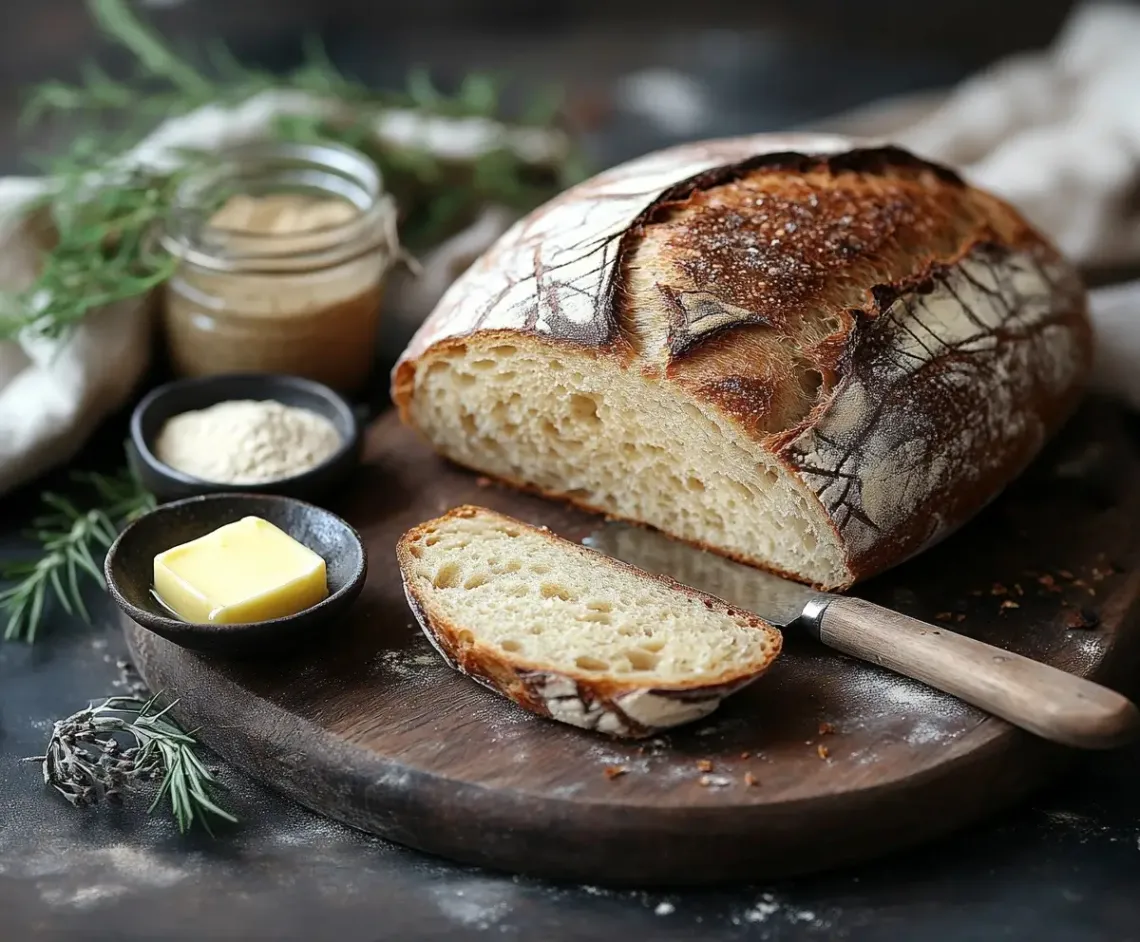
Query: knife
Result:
<box><xmin>584</xmin><ymin>522</ymin><xmax>1140</xmax><ymax>750</ymax></box>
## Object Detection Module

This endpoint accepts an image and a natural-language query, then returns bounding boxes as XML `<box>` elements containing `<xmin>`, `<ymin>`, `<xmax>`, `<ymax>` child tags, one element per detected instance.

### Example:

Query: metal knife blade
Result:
<box><xmin>583</xmin><ymin>519</ymin><xmax>1140</xmax><ymax>750</ymax></box>
<box><xmin>583</xmin><ymin>521</ymin><xmax>828</xmax><ymax>631</ymax></box>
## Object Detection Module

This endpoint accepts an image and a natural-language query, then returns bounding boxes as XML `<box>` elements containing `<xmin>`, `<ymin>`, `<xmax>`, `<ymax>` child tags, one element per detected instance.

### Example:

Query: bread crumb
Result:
<box><xmin>603</xmin><ymin>766</ymin><xmax>627</xmax><ymax>780</ymax></box>
<box><xmin>655</xmin><ymin>902</ymin><xmax>675</xmax><ymax>916</ymax></box>
<box><xmin>955</xmin><ymin>614</ymin><xmax>966</xmax><ymax>622</ymax></box>
<box><xmin>475</xmin><ymin>476</ymin><xmax>493</xmax><ymax>488</ymax></box>
<box><xmin>744</xmin><ymin>772</ymin><xmax>759</xmax><ymax>787</ymax></box>
<box><xmin>991</xmin><ymin>583</ymin><xmax>1008</xmax><ymax>596</ymax></box>
<box><xmin>696</xmin><ymin>759</ymin><xmax>713</xmax><ymax>773</ymax></box>
<box><xmin>999</xmin><ymin>600</ymin><xmax>1020</xmax><ymax>612</ymax></box>
<box><xmin>817</xmin><ymin>744</ymin><xmax>830</xmax><ymax>760</ymax></box>
<box><xmin>935</xmin><ymin>612</ymin><xmax>952</xmax><ymax>621</ymax></box>
<box><xmin>739</xmin><ymin>751</ymin><xmax>750</xmax><ymax>759</ymax></box>
<box><xmin>1063</xmin><ymin>608</ymin><xmax>1099</xmax><ymax>630</ymax></box>
<box><xmin>1013</xmin><ymin>583</ymin><xmax>1024</xmax><ymax>596</ymax></box>
<box><xmin>1058</xmin><ymin>569</ymin><xmax>1074</xmax><ymax>580</ymax></box>
<box><xmin>818</xmin><ymin>722</ymin><xmax>835</xmax><ymax>735</ymax></box>
<box><xmin>699</xmin><ymin>774</ymin><xmax>732</xmax><ymax>788</ymax></box>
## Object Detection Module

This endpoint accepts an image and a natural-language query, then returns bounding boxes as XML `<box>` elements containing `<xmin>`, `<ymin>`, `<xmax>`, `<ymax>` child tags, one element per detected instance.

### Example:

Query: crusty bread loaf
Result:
<box><xmin>397</xmin><ymin>505</ymin><xmax>781</xmax><ymax>738</ymax></box>
<box><xmin>392</xmin><ymin>135</ymin><xmax>1092</xmax><ymax>590</ymax></box>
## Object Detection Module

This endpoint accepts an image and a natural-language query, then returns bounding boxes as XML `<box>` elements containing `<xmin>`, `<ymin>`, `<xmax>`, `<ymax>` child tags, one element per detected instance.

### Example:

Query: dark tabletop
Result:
<box><xmin>4</xmin><ymin>10</ymin><xmax>1140</xmax><ymax>940</ymax></box>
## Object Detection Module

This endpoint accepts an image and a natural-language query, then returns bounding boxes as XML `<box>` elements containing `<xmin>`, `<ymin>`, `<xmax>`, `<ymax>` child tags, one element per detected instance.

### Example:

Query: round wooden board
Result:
<box><xmin>125</xmin><ymin>400</ymin><xmax>1140</xmax><ymax>886</ymax></box>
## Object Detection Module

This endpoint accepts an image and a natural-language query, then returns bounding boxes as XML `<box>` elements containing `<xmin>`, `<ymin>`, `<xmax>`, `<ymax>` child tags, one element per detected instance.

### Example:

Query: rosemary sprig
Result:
<box><xmin>29</xmin><ymin>694</ymin><xmax>237</xmax><ymax>834</ymax></box>
<box><xmin>1</xmin><ymin>162</ymin><xmax>190</xmax><ymax>340</ymax></box>
<box><xmin>0</xmin><ymin>467</ymin><xmax>155</xmax><ymax>642</ymax></box>
<box><xmin>4</xmin><ymin>0</ymin><xmax>580</xmax><ymax>342</ymax></box>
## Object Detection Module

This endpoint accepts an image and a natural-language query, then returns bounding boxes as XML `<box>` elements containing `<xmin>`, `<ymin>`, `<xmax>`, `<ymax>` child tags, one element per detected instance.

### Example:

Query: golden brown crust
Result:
<box><xmin>392</xmin><ymin>135</ymin><xmax>1093</xmax><ymax>589</ymax></box>
<box><xmin>397</xmin><ymin>505</ymin><xmax>782</xmax><ymax>738</ymax></box>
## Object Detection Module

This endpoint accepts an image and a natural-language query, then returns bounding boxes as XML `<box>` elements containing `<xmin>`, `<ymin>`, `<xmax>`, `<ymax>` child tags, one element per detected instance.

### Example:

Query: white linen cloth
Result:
<box><xmin>2</xmin><ymin>1</ymin><xmax>1139</xmax><ymax>495</ymax></box>
<box><xmin>0</xmin><ymin>93</ymin><xmax>560</xmax><ymax>495</ymax></box>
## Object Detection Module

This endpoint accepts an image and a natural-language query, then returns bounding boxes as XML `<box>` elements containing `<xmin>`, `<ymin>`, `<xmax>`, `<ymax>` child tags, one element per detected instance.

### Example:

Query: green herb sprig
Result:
<box><xmin>0</xmin><ymin>467</ymin><xmax>155</xmax><ymax>642</ymax></box>
<box><xmin>4</xmin><ymin>0</ymin><xmax>582</xmax><ymax>343</ymax></box>
<box><xmin>29</xmin><ymin>694</ymin><xmax>237</xmax><ymax>834</ymax></box>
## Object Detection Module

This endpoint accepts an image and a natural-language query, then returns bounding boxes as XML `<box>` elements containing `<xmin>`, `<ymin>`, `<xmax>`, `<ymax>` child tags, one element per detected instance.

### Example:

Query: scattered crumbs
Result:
<box><xmin>1013</xmin><ymin>583</ymin><xmax>1024</xmax><ymax>596</ymax></box>
<box><xmin>698</xmin><ymin>774</ymin><xmax>732</xmax><ymax>788</ymax></box>
<box><xmin>655</xmin><ymin>901</ymin><xmax>675</xmax><ymax>916</ymax></box>
<box><xmin>955</xmin><ymin>614</ymin><xmax>967</xmax><ymax>622</ymax></box>
<box><xmin>818</xmin><ymin>722</ymin><xmax>835</xmax><ymax>736</ymax></box>
<box><xmin>475</xmin><ymin>476</ymin><xmax>493</xmax><ymax>488</ymax></box>
<box><xmin>991</xmin><ymin>583</ymin><xmax>1008</xmax><ymax>596</ymax></box>
<box><xmin>744</xmin><ymin>772</ymin><xmax>759</xmax><ymax>787</ymax></box>
<box><xmin>1039</xmin><ymin>574</ymin><xmax>1061</xmax><ymax>592</ymax></box>
<box><xmin>1000</xmin><ymin>600</ymin><xmax>1020</xmax><ymax>612</ymax></box>
<box><xmin>696</xmin><ymin>759</ymin><xmax>713</xmax><ymax>773</ymax></box>
<box><xmin>739</xmin><ymin>751</ymin><xmax>750</xmax><ymax>759</ymax></box>
<box><xmin>603</xmin><ymin>766</ymin><xmax>627</xmax><ymax>780</ymax></box>
<box><xmin>1063</xmin><ymin>608</ymin><xmax>1100</xmax><ymax>630</ymax></box>
<box><xmin>695</xmin><ymin>725</ymin><xmax>719</xmax><ymax>737</ymax></box>
<box><xmin>935</xmin><ymin>612</ymin><xmax>952</xmax><ymax>621</ymax></box>
<box><xmin>1058</xmin><ymin>569</ymin><xmax>1074</xmax><ymax>580</ymax></box>
<box><xmin>817</xmin><ymin>744</ymin><xmax>830</xmax><ymax>760</ymax></box>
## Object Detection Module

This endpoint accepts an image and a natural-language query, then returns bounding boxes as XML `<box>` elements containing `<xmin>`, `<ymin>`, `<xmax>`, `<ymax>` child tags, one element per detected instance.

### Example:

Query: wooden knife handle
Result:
<box><xmin>816</xmin><ymin>596</ymin><xmax>1140</xmax><ymax>749</ymax></box>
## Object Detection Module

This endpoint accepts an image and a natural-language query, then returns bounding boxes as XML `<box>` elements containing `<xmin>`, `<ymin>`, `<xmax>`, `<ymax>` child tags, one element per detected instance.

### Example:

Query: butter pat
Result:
<box><xmin>154</xmin><ymin>516</ymin><xmax>328</xmax><ymax>624</ymax></box>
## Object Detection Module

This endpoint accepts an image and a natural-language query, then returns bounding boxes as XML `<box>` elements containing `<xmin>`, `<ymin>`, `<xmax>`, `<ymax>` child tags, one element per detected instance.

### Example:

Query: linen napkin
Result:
<box><xmin>815</xmin><ymin>1</ymin><xmax>1140</xmax><ymax>409</ymax></box>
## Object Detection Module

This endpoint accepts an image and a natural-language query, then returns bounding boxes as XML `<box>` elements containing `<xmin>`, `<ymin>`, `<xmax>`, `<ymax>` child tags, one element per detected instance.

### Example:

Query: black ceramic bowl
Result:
<box><xmin>129</xmin><ymin>373</ymin><xmax>363</xmax><ymax>503</ymax></box>
<box><xmin>105</xmin><ymin>493</ymin><xmax>367</xmax><ymax>656</ymax></box>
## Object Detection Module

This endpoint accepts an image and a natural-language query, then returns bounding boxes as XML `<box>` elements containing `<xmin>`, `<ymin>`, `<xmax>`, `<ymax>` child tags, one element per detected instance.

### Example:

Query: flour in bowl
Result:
<box><xmin>154</xmin><ymin>399</ymin><xmax>342</xmax><ymax>484</ymax></box>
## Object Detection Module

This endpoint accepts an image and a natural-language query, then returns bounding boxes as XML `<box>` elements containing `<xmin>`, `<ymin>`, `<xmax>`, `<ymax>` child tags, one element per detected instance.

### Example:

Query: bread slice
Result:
<box><xmin>397</xmin><ymin>505</ymin><xmax>782</xmax><ymax>738</ymax></box>
<box><xmin>392</xmin><ymin>137</ymin><xmax>1090</xmax><ymax>590</ymax></box>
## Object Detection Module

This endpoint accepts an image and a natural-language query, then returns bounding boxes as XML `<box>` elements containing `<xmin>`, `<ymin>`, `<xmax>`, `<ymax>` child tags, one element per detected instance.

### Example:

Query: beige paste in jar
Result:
<box><xmin>163</xmin><ymin>192</ymin><xmax>385</xmax><ymax>393</ymax></box>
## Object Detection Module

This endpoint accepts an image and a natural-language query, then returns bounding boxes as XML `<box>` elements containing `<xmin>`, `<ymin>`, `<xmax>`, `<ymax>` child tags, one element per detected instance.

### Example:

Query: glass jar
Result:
<box><xmin>160</xmin><ymin>141</ymin><xmax>398</xmax><ymax>393</ymax></box>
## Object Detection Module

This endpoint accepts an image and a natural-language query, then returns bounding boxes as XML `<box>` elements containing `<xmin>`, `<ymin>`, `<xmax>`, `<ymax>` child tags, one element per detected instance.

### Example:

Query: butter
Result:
<box><xmin>153</xmin><ymin>516</ymin><xmax>328</xmax><ymax>624</ymax></box>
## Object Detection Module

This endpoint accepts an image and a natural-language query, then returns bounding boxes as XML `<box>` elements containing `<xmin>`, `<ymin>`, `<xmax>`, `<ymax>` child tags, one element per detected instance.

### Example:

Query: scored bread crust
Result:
<box><xmin>392</xmin><ymin>134</ymin><xmax>1093</xmax><ymax>589</ymax></box>
<box><xmin>397</xmin><ymin>506</ymin><xmax>782</xmax><ymax>738</ymax></box>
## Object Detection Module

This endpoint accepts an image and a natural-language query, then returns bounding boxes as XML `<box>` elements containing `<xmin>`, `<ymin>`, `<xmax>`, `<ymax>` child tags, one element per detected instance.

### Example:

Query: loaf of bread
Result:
<box><xmin>397</xmin><ymin>506</ymin><xmax>781</xmax><ymax>737</ymax></box>
<box><xmin>393</xmin><ymin>135</ymin><xmax>1092</xmax><ymax>589</ymax></box>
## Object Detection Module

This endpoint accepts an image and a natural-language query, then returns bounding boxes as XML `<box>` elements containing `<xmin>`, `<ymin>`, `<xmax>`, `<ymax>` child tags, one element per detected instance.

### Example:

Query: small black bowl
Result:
<box><xmin>105</xmin><ymin>493</ymin><xmax>367</xmax><ymax>656</ymax></box>
<box><xmin>129</xmin><ymin>373</ymin><xmax>363</xmax><ymax>503</ymax></box>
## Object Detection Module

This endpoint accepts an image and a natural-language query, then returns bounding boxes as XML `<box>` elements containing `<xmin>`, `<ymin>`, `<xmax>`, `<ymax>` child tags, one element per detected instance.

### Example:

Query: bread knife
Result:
<box><xmin>583</xmin><ymin>522</ymin><xmax>1140</xmax><ymax>750</ymax></box>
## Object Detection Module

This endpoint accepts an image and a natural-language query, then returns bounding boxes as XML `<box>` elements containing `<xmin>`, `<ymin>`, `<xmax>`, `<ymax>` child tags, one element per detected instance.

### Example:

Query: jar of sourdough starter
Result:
<box><xmin>161</xmin><ymin>142</ymin><xmax>398</xmax><ymax>393</ymax></box>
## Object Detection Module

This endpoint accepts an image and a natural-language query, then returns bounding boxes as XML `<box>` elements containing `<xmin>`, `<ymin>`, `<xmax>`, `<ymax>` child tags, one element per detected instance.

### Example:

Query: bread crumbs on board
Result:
<box><xmin>817</xmin><ymin>744</ymin><xmax>830</xmax><ymax>760</ymax></box>
<box><xmin>603</xmin><ymin>766</ymin><xmax>627</xmax><ymax>780</ymax></box>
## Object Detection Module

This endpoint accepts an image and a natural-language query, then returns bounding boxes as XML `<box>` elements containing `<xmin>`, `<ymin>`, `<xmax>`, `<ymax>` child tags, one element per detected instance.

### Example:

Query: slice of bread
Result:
<box><xmin>397</xmin><ymin>505</ymin><xmax>782</xmax><ymax>738</ymax></box>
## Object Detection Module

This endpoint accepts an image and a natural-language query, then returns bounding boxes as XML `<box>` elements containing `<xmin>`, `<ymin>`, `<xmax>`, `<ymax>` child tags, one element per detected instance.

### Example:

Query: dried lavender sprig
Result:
<box><xmin>27</xmin><ymin>694</ymin><xmax>237</xmax><ymax>834</ymax></box>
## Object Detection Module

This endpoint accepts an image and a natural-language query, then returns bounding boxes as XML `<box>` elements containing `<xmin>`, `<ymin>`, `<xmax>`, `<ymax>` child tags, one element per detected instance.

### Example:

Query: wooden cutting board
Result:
<box><xmin>125</xmin><ymin>400</ymin><xmax>1140</xmax><ymax>886</ymax></box>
